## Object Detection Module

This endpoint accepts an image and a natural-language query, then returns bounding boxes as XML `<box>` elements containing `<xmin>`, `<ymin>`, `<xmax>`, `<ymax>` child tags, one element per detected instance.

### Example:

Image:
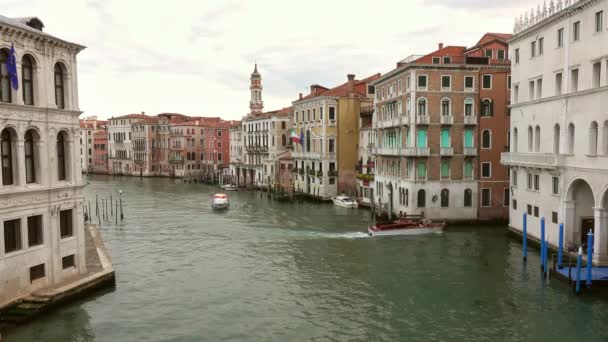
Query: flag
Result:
<box><xmin>290</xmin><ymin>129</ymin><xmax>300</xmax><ymax>143</ymax></box>
<box><xmin>6</xmin><ymin>43</ymin><xmax>18</xmax><ymax>90</ymax></box>
<box><xmin>299</xmin><ymin>129</ymin><xmax>304</xmax><ymax>146</ymax></box>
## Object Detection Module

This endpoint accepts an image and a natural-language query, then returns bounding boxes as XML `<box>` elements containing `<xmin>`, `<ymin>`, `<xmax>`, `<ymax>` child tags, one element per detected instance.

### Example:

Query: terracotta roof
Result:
<box><xmin>468</xmin><ymin>32</ymin><xmax>512</xmax><ymax>51</ymax></box>
<box><xmin>295</xmin><ymin>74</ymin><xmax>380</xmax><ymax>102</ymax></box>
<box><xmin>110</xmin><ymin>114</ymin><xmax>149</xmax><ymax>120</ymax></box>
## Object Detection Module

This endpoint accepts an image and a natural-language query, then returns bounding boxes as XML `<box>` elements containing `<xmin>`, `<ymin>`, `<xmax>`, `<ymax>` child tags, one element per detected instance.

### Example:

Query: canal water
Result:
<box><xmin>6</xmin><ymin>175</ymin><xmax>608</xmax><ymax>341</ymax></box>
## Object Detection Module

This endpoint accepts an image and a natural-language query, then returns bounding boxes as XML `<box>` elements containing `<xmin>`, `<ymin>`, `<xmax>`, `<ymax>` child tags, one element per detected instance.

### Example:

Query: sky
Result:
<box><xmin>5</xmin><ymin>0</ymin><xmax>538</xmax><ymax>120</ymax></box>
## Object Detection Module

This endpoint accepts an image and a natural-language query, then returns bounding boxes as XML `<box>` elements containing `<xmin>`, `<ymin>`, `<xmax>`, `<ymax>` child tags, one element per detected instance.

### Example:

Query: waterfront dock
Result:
<box><xmin>0</xmin><ymin>224</ymin><xmax>115</xmax><ymax>329</ymax></box>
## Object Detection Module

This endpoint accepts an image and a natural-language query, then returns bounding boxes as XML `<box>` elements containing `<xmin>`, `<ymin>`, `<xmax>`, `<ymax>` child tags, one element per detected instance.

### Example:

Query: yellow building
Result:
<box><xmin>292</xmin><ymin>73</ymin><xmax>380</xmax><ymax>199</ymax></box>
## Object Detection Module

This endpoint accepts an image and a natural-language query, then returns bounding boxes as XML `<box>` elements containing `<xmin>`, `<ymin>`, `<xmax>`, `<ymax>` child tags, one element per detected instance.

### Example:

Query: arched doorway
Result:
<box><xmin>565</xmin><ymin>179</ymin><xmax>596</xmax><ymax>247</ymax></box>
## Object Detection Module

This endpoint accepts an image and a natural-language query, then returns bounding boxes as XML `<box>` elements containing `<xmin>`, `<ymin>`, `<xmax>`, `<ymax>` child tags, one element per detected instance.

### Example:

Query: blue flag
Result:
<box><xmin>6</xmin><ymin>43</ymin><xmax>18</xmax><ymax>90</ymax></box>
<box><xmin>299</xmin><ymin>129</ymin><xmax>304</xmax><ymax>146</ymax></box>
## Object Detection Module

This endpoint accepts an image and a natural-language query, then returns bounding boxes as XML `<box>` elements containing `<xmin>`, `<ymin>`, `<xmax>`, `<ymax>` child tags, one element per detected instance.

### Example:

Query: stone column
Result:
<box><xmin>593</xmin><ymin>207</ymin><xmax>608</xmax><ymax>265</ymax></box>
<box><xmin>563</xmin><ymin>200</ymin><xmax>575</xmax><ymax>246</ymax></box>
<box><xmin>16</xmin><ymin>139</ymin><xmax>26</xmax><ymax>186</ymax></box>
<box><xmin>14</xmin><ymin>64</ymin><xmax>24</xmax><ymax>105</ymax></box>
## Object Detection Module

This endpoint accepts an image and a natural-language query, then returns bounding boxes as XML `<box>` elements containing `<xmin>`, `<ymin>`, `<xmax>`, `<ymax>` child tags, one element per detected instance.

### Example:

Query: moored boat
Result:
<box><xmin>211</xmin><ymin>193</ymin><xmax>229</xmax><ymax>209</ymax></box>
<box><xmin>368</xmin><ymin>218</ymin><xmax>445</xmax><ymax>236</ymax></box>
<box><xmin>332</xmin><ymin>195</ymin><xmax>358</xmax><ymax>208</ymax></box>
<box><xmin>221</xmin><ymin>184</ymin><xmax>238</xmax><ymax>191</ymax></box>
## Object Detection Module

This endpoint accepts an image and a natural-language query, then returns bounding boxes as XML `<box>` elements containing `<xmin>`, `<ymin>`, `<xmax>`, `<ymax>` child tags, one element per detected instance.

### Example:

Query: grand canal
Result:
<box><xmin>6</xmin><ymin>175</ymin><xmax>608</xmax><ymax>341</ymax></box>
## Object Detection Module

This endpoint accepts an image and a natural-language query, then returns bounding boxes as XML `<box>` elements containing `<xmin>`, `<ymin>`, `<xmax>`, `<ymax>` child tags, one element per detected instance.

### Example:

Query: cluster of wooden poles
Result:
<box><xmin>83</xmin><ymin>193</ymin><xmax>125</xmax><ymax>226</ymax></box>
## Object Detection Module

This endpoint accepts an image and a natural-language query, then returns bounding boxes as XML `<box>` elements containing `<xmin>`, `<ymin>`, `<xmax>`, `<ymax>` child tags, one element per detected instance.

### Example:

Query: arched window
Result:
<box><xmin>553</xmin><ymin>124</ymin><xmax>560</xmax><ymax>154</ymax></box>
<box><xmin>305</xmin><ymin>130</ymin><xmax>311</xmax><ymax>152</ymax></box>
<box><xmin>281</xmin><ymin>134</ymin><xmax>286</xmax><ymax>146</ymax></box>
<box><xmin>24</xmin><ymin>130</ymin><xmax>37</xmax><ymax>183</ymax></box>
<box><xmin>440</xmin><ymin>189</ymin><xmax>449</xmax><ymax>208</ymax></box>
<box><xmin>534</xmin><ymin>125</ymin><xmax>541</xmax><ymax>152</ymax></box>
<box><xmin>57</xmin><ymin>132</ymin><xmax>67</xmax><ymax>180</ymax></box>
<box><xmin>603</xmin><ymin>121</ymin><xmax>608</xmax><ymax>155</ymax></box>
<box><xmin>481</xmin><ymin>99</ymin><xmax>493</xmax><ymax>116</ymax></box>
<box><xmin>54</xmin><ymin>63</ymin><xmax>66</xmax><ymax>109</ymax></box>
<box><xmin>405</xmin><ymin>188</ymin><xmax>409</xmax><ymax>206</ymax></box>
<box><xmin>406</xmin><ymin>98</ymin><xmax>411</xmax><ymax>116</ymax></box>
<box><xmin>417</xmin><ymin>98</ymin><xmax>427</xmax><ymax>116</ymax></box>
<box><xmin>441</xmin><ymin>98</ymin><xmax>451</xmax><ymax>116</ymax></box>
<box><xmin>482</xmin><ymin>129</ymin><xmax>491</xmax><ymax>149</ymax></box>
<box><xmin>0</xmin><ymin>49</ymin><xmax>11</xmax><ymax>103</ymax></box>
<box><xmin>464</xmin><ymin>189</ymin><xmax>472</xmax><ymax>207</ymax></box>
<box><xmin>464</xmin><ymin>98</ymin><xmax>474</xmax><ymax>116</ymax></box>
<box><xmin>567</xmin><ymin>123</ymin><xmax>575</xmax><ymax>154</ymax></box>
<box><xmin>417</xmin><ymin>189</ymin><xmax>426</xmax><ymax>208</ymax></box>
<box><xmin>513</xmin><ymin>128</ymin><xmax>518</xmax><ymax>152</ymax></box>
<box><xmin>1</xmin><ymin>128</ymin><xmax>15</xmax><ymax>185</ymax></box>
<box><xmin>22</xmin><ymin>55</ymin><xmax>34</xmax><ymax>105</ymax></box>
<box><xmin>589</xmin><ymin>121</ymin><xmax>598</xmax><ymax>155</ymax></box>
<box><xmin>528</xmin><ymin>126</ymin><xmax>533</xmax><ymax>152</ymax></box>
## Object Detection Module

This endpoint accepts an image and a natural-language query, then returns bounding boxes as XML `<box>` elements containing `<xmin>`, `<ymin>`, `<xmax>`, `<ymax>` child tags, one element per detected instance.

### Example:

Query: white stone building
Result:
<box><xmin>229</xmin><ymin>121</ymin><xmax>244</xmax><ymax>184</ymax></box>
<box><xmin>107</xmin><ymin>113</ymin><xmax>146</xmax><ymax>175</ymax></box>
<box><xmin>503</xmin><ymin>0</ymin><xmax>608</xmax><ymax>264</ymax></box>
<box><xmin>357</xmin><ymin>106</ymin><xmax>375</xmax><ymax>206</ymax></box>
<box><xmin>0</xmin><ymin>16</ymin><xmax>87</xmax><ymax>306</ymax></box>
<box><xmin>79</xmin><ymin>116</ymin><xmax>100</xmax><ymax>173</ymax></box>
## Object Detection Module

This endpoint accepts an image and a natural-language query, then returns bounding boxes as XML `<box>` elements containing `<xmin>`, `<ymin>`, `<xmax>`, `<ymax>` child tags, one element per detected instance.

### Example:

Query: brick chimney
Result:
<box><xmin>347</xmin><ymin>74</ymin><xmax>355</xmax><ymax>81</ymax></box>
<box><xmin>299</xmin><ymin>93</ymin><xmax>302</xmax><ymax>100</ymax></box>
<box><xmin>438</xmin><ymin>43</ymin><xmax>444</xmax><ymax>50</ymax></box>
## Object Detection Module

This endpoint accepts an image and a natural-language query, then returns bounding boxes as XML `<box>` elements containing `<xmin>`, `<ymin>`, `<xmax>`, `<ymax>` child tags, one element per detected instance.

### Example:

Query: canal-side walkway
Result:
<box><xmin>0</xmin><ymin>224</ymin><xmax>115</xmax><ymax>329</ymax></box>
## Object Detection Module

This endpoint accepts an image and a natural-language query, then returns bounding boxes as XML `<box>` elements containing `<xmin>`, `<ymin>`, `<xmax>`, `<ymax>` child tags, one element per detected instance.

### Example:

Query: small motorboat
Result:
<box><xmin>221</xmin><ymin>184</ymin><xmax>238</xmax><ymax>191</ymax></box>
<box><xmin>211</xmin><ymin>193</ymin><xmax>229</xmax><ymax>209</ymax></box>
<box><xmin>332</xmin><ymin>195</ymin><xmax>359</xmax><ymax>208</ymax></box>
<box><xmin>368</xmin><ymin>218</ymin><xmax>445</xmax><ymax>236</ymax></box>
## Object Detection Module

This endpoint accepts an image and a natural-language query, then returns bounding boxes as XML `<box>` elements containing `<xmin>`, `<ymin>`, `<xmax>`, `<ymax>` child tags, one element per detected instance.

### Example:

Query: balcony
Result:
<box><xmin>417</xmin><ymin>115</ymin><xmax>430</xmax><ymax>125</ymax></box>
<box><xmin>417</xmin><ymin>147</ymin><xmax>430</xmax><ymax>156</ymax></box>
<box><xmin>463</xmin><ymin>116</ymin><xmax>477</xmax><ymax>125</ymax></box>
<box><xmin>440</xmin><ymin>115</ymin><xmax>453</xmax><ymax>125</ymax></box>
<box><xmin>402</xmin><ymin>147</ymin><xmax>416</xmax><ymax>156</ymax></box>
<box><xmin>374</xmin><ymin>147</ymin><xmax>400</xmax><ymax>156</ymax></box>
<box><xmin>464</xmin><ymin>147</ymin><xmax>477</xmax><ymax>156</ymax></box>
<box><xmin>501</xmin><ymin>152</ymin><xmax>560</xmax><ymax>169</ymax></box>
<box><xmin>324</xmin><ymin>152</ymin><xmax>336</xmax><ymax>160</ymax></box>
<box><xmin>440</xmin><ymin>147</ymin><xmax>454</xmax><ymax>156</ymax></box>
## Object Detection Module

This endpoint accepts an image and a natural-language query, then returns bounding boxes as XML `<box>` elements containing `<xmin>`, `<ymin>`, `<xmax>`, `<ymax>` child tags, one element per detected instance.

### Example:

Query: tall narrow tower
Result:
<box><xmin>249</xmin><ymin>64</ymin><xmax>263</xmax><ymax>116</ymax></box>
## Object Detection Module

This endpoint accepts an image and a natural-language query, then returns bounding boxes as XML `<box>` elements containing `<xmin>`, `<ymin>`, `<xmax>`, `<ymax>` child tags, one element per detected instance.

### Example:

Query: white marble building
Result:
<box><xmin>228</xmin><ymin>121</ymin><xmax>243</xmax><ymax>183</ymax></box>
<box><xmin>503</xmin><ymin>0</ymin><xmax>608</xmax><ymax>264</ymax></box>
<box><xmin>0</xmin><ymin>16</ymin><xmax>87</xmax><ymax>306</ymax></box>
<box><xmin>107</xmin><ymin>113</ymin><xmax>146</xmax><ymax>175</ymax></box>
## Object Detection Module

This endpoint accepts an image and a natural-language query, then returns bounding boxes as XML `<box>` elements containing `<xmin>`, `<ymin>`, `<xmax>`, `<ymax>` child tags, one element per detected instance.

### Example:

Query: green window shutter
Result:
<box><xmin>417</xmin><ymin>162</ymin><xmax>426</xmax><ymax>178</ymax></box>
<box><xmin>464</xmin><ymin>129</ymin><xmax>473</xmax><ymax>148</ymax></box>
<box><xmin>406</xmin><ymin>130</ymin><xmax>411</xmax><ymax>147</ymax></box>
<box><xmin>441</xmin><ymin>129</ymin><xmax>450</xmax><ymax>148</ymax></box>
<box><xmin>417</xmin><ymin>129</ymin><xmax>427</xmax><ymax>148</ymax></box>
<box><xmin>441</xmin><ymin>161</ymin><xmax>450</xmax><ymax>178</ymax></box>
<box><xmin>464</xmin><ymin>161</ymin><xmax>473</xmax><ymax>178</ymax></box>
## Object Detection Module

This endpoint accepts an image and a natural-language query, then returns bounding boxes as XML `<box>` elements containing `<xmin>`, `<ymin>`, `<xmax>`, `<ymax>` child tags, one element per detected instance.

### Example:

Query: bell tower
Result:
<box><xmin>249</xmin><ymin>64</ymin><xmax>263</xmax><ymax>116</ymax></box>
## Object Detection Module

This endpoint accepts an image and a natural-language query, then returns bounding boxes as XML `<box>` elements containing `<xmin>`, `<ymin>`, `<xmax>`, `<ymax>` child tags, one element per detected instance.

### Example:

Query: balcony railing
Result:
<box><xmin>402</xmin><ymin>147</ymin><xmax>416</xmax><ymax>156</ymax></box>
<box><xmin>417</xmin><ymin>147</ymin><xmax>430</xmax><ymax>156</ymax></box>
<box><xmin>464</xmin><ymin>147</ymin><xmax>477</xmax><ymax>156</ymax></box>
<box><xmin>463</xmin><ymin>116</ymin><xmax>477</xmax><ymax>125</ymax></box>
<box><xmin>374</xmin><ymin>147</ymin><xmax>401</xmax><ymax>156</ymax></box>
<box><xmin>440</xmin><ymin>115</ymin><xmax>453</xmax><ymax>125</ymax></box>
<box><xmin>417</xmin><ymin>115</ymin><xmax>430</xmax><ymax>125</ymax></box>
<box><xmin>501</xmin><ymin>152</ymin><xmax>560</xmax><ymax>169</ymax></box>
<box><xmin>440</xmin><ymin>147</ymin><xmax>454</xmax><ymax>156</ymax></box>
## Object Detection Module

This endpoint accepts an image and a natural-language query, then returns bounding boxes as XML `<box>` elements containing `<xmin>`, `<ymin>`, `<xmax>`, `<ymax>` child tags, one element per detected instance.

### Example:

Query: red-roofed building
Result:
<box><xmin>79</xmin><ymin>116</ymin><xmax>107</xmax><ymax>173</ymax></box>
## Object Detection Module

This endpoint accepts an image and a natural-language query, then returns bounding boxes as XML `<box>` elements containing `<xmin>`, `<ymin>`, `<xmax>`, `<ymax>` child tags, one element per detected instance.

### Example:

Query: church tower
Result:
<box><xmin>249</xmin><ymin>64</ymin><xmax>263</xmax><ymax>116</ymax></box>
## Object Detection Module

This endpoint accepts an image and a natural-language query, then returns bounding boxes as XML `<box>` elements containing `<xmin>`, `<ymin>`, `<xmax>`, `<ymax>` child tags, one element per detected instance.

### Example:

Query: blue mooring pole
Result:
<box><xmin>523</xmin><ymin>212</ymin><xmax>528</xmax><ymax>262</ymax></box>
<box><xmin>543</xmin><ymin>232</ymin><xmax>548</xmax><ymax>275</ymax></box>
<box><xmin>576</xmin><ymin>246</ymin><xmax>583</xmax><ymax>293</ymax></box>
<box><xmin>587</xmin><ymin>230</ymin><xmax>594</xmax><ymax>287</ymax></box>
<box><xmin>558</xmin><ymin>223</ymin><xmax>564</xmax><ymax>269</ymax></box>
<box><xmin>540</xmin><ymin>217</ymin><xmax>545</xmax><ymax>270</ymax></box>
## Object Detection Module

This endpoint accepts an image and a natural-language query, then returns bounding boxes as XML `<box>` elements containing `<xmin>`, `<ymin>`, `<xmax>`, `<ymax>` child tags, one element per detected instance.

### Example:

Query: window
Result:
<box><xmin>515</xmin><ymin>48</ymin><xmax>520</xmax><ymax>64</ymax></box>
<box><xmin>440</xmin><ymin>189</ymin><xmax>449</xmax><ymax>208</ymax></box>
<box><xmin>512</xmin><ymin>169</ymin><xmax>518</xmax><ymax>187</ymax></box>
<box><xmin>62</xmin><ymin>255</ymin><xmax>75</xmax><ymax>269</ymax></box>
<box><xmin>4</xmin><ymin>219</ymin><xmax>21</xmax><ymax>253</ymax></box>
<box><xmin>513</xmin><ymin>200</ymin><xmax>518</xmax><ymax>210</ymax></box>
<box><xmin>573</xmin><ymin>21</ymin><xmax>580</xmax><ymax>41</ymax></box>
<box><xmin>596</xmin><ymin>11</ymin><xmax>604</xmax><ymax>33</ymax></box>
<box><xmin>482</xmin><ymin>130</ymin><xmax>491</xmax><ymax>149</ymax></box>
<box><xmin>417</xmin><ymin>98</ymin><xmax>427</xmax><ymax>116</ymax></box>
<box><xmin>30</xmin><ymin>264</ymin><xmax>45</xmax><ymax>282</ymax></box>
<box><xmin>485</xmin><ymin>49</ymin><xmax>493</xmax><ymax>58</ymax></box>
<box><xmin>534</xmin><ymin>125</ymin><xmax>541</xmax><ymax>152</ymax></box>
<box><xmin>553</xmin><ymin>124</ymin><xmax>561</xmax><ymax>154</ymax></box>
<box><xmin>529</xmin><ymin>80</ymin><xmax>535</xmax><ymax>100</ymax></box>
<box><xmin>534</xmin><ymin>174</ymin><xmax>540</xmax><ymax>191</ymax></box>
<box><xmin>441</xmin><ymin>98</ymin><xmax>450</xmax><ymax>116</ymax></box>
<box><xmin>534</xmin><ymin>206</ymin><xmax>539</xmax><ymax>217</ymax></box>
<box><xmin>552</xmin><ymin>211</ymin><xmax>558</xmax><ymax>224</ymax></box>
<box><xmin>0</xmin><ymin>49</ymin><xmax>12</xmax><ymax>103</ymax></box>
<box><xmin>22</xmin><ymin>55</ymin><xmax>34</xmax><ymax>105</ymax></box>
<box><xmin>538</xmin><ymin>37</ymin><xmax>544</xmax><ymax>55</ymax></box>
<box><xmin>443</xmin><ymin>56</ymin><xmax>451</xmax><ymax>64</ymax></box>
<box><xmin>482</xmin><ymin>75</ymin><xmax>492</xmax><ymax>89</ymax></box>
<box><xmin>60</xmin><ymin>209</ymin><xmax>73</xmax><ymax>238</ymax></box>
<box><xmin>497</xmin><ymin>49</ymin><xmax>505</xmax><ymax>60</ymax></box>
<box><xmin>514</xmin><ymin>85</ymin><xmax>519</xmax><ymax>104</ymax></box>
<box><xmin>440</xmin><ymin>128</ymin><xmax>450</xmax><ymax>148</ymax></box>
<box><xmin>531</xmin><ymin>41</ymin><xmax>536</xmax><ymax>57</ymax></box>
<box><xmin>441</xmin><ymin>76</ymin><xmax>451</xmax><ymax>90</ymax></box>
<box><xmin>417</xmin><ymin>75</ymin><xmax>427</xmax><ymax>89</ymax></box>
<box><xmin>417</xmin><ymin>189</ymin><xmax>426</xmax><ymax>208</ymax></box>
<box><xmin>440</xmin><ymin>161</ymin><xmax>450</xmax><ymax>179</ymax></box>
<box><xmin>593</xmin><ymin>62</ymin><xmax>601</xmax><ymax>88</ymax></box>
<box><xmin>217</xmin><ymin>130</ymin><xmax>222</xmax><ymax>137</ymax></box>
<box><xmin>507</xmin><ymin>75</ymin><xmax>511</xmax><ymax>89</ymax></box>
<box><xmin>54</xmin><ymin>63</ymin><xmax>65</xmax><ymax>109</ymax></box>
<box><xmin>557</xmin><ymin>28</ymin><xmax>564</xmax><ymax>47</ymax></box>
<box><xmin>481</xmin><ymin>189</ymin><xmax>491</xmax><ymax>207</ymax></box>
<box><xmin>481</xmin><ymin>99</ymin><xmax>493</xmax><ymax>116</ymax></box>
<box><xmin>57</xmin><ymin>132</ymin><xmax>67</xmax><ymax>180</ymax></box>
<box><xmin>27</xmin><ymin>215</ymin><xmax>43</xmax><ymax>247</ymax></box>
<box><xmin>503</xmin><ymin>188</ymin><xmax>510</xmax><ymax>207</ymax></box>
<box><xmin>328</xmin><ymin>107</ymin><xmax>335</xmax><ymax>121</ymax></box>
<box><xmin>217</xmin><ymin>141</ymin><xmax>222</xmax><ymax>148</ymax></box>
<box><xmin>527</xmin><ymin>172</ymin><xmax>533</xmax><ymax>189</ymax></box>
<box><xmin>536</xmin><ymin>78</ymin><xmax>543</xmax><ymax>99</ymax></box>
<box><xmin>464</xmin><ymin>189</ymin><xmax>472</xmax><ymax>207</ymax></box>
<box><xmin>481</xmin><ymin>162</ymin><xmax>491</xmax><ymax>178</ymax></box>
<box><xmin>555</xmin><ymin>72</ymin><xmax>563</xmax><ymax>95</ymax></box>
<box><xmin>464</xmin><ymin>76</ymin><xmax>474</xmax><ymax>89</ymax></box>
<box><xmin>552</xmin><ymin>176</ymin><xmax>559</xmax><ymax>195</ymax></box>
<box><xmin>329</xmin><ymin>139</ymin><xmax>335</xmax><ymax>153</ymax></box>
<box><xmin>464</xmin><ymin>160</ymin><xmax>473</xmax><ymax>179</ymax></box>
<box><xmin>432</xmin><ymin>57</ymin><xmax>440</xmax><ymax>64</ymax></box>
<box><xmin>464</xmin><ymin>129</ymin><xmax>474</xmax><ymax>148</ymax></box>
<box><xmin>24</xmin><ymin>130</ymin><xmax>36</xmax><ymax>183</ymax></box>
<box><xmin>1</xmin><ymin>128</ymin><xmax>14</xmax><ymax>185</ymax></box>
<box><xmin>464</xmin><ymin>98</ymin><xmax>473</xmax><ymax>117</ymax></box>
<box><xmin>218</xmin><ymin>153</ymin><xmax>222</xmax><ymax>161</ymax></box>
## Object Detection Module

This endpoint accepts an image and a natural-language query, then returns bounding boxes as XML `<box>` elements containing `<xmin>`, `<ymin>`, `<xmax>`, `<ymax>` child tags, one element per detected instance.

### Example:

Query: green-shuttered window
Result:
<box><xmin>417</xmin><ymin>129</ymin><xmax>427</xmax><ymax>148</ymax></box>
<box><xmin>441</xmin><ymin>128</ymin><xmax>450</xmax><ymax>148</ymax></box>
<box><xmin>417</xmin><ymin>162</ymin><xmax>426</xmax><ymax>179</ymax></box>
<box><xmin>441</xmin><ymin>161</ymin><xmax>450</xmax><ymax>179</ymax></box>
<box><xmin>406</xmin><ymin>129</ymin><xmax>411</xmax><ymax>147</ymax></box>
<box><xmin>464</xmin><ymin>129</ymin><xmax>474</xmax><ymax>148</ymax></box>
<box><xmin>464</xmin><ymin>160</ymin><xmax>473</xmax><ymax>179</ymax></box>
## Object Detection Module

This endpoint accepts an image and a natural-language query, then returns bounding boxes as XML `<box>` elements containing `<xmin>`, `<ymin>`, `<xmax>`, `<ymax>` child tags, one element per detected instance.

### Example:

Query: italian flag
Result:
<box><xmin>290</xmin><ymin>129</ymin><xmax>300</xmax><ymax>143</ymax></box>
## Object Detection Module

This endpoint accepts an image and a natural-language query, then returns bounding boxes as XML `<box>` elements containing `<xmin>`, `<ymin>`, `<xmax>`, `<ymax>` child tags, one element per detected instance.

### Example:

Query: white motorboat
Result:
<box><xmin>211</xmin><ymin>193</ymin><xmax>229</xmax><ymax>209</ymax></box>
<box><xmin>368</xmin><ymin>219</ymin><xmax>445</xmax><ymax>237</ymax></box>
<box><xmin>221</xmin><ymin>184</ymin><xmax>238</xmax><ymax>191</ymax></box>
<box><xmin>332</xmin><ymin>195</ymin><xmax>359</xmax><ymax>208</ymax></box>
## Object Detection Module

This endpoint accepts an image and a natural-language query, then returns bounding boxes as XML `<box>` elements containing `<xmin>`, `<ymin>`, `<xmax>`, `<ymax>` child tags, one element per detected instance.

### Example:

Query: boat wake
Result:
<box><xmin>305</xmin><ymin>231</ymin><xmax>370</xmax><ymax>239</ymax></box>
